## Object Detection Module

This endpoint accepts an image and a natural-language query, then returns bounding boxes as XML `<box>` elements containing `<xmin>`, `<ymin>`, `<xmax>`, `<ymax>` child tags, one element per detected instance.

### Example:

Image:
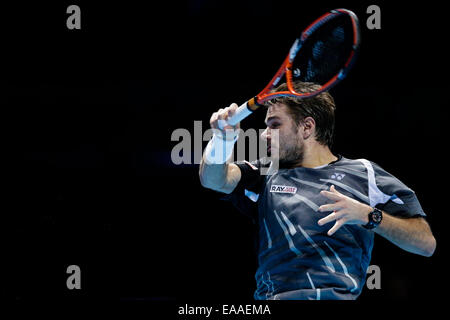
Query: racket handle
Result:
<box><xmin>219</xmin><ymin>101</ymin><xmax>253</xmax><ymax>129</ymax></box>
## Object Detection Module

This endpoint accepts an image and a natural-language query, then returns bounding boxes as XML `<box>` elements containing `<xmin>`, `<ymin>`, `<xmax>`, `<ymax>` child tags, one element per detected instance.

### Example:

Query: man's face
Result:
<box><xmin>262</xmin><ymin>103</ymin><xmax>304</xmax><ymax>166</ymax></box>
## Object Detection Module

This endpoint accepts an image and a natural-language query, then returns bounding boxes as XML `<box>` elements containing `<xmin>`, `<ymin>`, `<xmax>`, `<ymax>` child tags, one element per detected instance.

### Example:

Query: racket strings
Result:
<box><xmin>292</xmin><ymin>15</ymin><xmax>354</xmax><ymax>86</ymax></box>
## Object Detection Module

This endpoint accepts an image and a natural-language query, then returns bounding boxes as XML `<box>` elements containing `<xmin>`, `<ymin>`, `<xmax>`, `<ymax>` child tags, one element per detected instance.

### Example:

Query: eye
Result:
<box><xmin>270</xmin><ymin>122</ymin><xmax>280</xmax><ymax>129</ymax></box>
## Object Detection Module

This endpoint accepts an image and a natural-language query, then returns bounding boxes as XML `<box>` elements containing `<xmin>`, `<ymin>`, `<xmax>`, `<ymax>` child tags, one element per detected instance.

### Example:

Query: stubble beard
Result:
<box><xmin>279</xmin><ymin>133</ymin><xmax>304</xmax><ymax>168</ymax></box>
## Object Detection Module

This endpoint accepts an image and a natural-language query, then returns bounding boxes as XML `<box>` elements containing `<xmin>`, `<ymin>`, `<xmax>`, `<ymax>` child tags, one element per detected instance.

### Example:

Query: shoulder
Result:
<box><xmin>335</xmin><ymin>156</ymin><xmax>390</xmax><ymax>174</ymax></box>
<box><xmin>332</xmin><ymin>156</ymin><xmax>373</xmax><ymax>173</ymax></box>
<box><xmin>340</xmin><ymin>156</ymin><xmax>413</xmax><ymax>193</ymax></box>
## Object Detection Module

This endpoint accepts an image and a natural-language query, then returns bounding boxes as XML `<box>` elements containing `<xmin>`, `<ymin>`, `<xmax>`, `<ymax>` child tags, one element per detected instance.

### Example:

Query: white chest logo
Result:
<box><xmin>331</xmin><ymin>173</ymin><xmax>345</xmax><ymax>181</ymax></box>
<box><xmin>270</xmin><ymin>185</ymin><xmax>297</xmax><ymax>194</ymax></box>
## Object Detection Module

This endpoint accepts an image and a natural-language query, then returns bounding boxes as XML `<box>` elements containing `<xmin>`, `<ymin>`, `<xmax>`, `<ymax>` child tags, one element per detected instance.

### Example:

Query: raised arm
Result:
<box><xmin>199</xmin><ymin>103</ymin><xmax>242</xmax><ymax>194</ymax></box>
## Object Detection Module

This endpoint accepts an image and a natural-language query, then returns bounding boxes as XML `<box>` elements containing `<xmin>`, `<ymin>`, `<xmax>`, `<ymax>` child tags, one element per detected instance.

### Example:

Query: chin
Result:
<box><xmin>267</xmin><ymin>153</ymin><xmax>280</xmax><ymax>161</ymax></box>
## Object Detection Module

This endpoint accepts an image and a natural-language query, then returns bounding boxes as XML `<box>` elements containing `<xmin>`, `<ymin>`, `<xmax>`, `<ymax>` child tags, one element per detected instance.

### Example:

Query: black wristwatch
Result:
<box><xmin>363</xmin><ymin>207</ymin><xmax>383</xmax><ymax>230</ymax></box>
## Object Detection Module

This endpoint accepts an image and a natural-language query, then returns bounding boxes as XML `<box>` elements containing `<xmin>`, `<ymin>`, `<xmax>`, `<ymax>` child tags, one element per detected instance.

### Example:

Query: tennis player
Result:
<box><xmin>199</xmin><ymin>81</ymin><xmax>436</xmax><ymax>300</ymax></box>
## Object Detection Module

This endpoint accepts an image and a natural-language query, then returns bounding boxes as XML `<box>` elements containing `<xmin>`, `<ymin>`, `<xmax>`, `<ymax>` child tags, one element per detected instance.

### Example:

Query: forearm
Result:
<box><xmin>318</xmin><ymin>188</ymin><xmax>436</xmax><ymax>257</ymax></box>
<box><xmin>199</xmin><ymin>157</ymin><xmax>228</xmax><ymax>191</ymax></box>
<box><xmin>200</xmin><ymin>103</ymin><xmax>242</xmax><ymax>193</ymax></box>
<box><xmin>374</xmin><ymin>212</ymin><xmax>436</xmax><ymax>257</ymax></box>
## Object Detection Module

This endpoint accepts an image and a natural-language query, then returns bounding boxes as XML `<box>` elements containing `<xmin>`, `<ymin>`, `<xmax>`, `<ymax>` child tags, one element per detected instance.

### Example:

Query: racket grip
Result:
<box><xmin>219</xmin><ymin>102</ymin><xmax>253</xmax><ymax>129</ymax></box>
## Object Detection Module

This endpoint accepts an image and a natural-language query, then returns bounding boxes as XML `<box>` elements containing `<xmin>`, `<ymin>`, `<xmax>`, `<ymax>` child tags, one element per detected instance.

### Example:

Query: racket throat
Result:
<box><xmin>248</xmin><ymin>96</ymin><xmax>265</xmax><ymax>111</ymax></box>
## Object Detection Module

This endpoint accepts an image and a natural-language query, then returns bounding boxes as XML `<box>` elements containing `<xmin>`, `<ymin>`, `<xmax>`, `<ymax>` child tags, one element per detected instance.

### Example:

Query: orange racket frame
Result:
<box><xmin>223</xmin><ymin>8</ymin><xmax>360</xmax><ymax>128</ymax></box>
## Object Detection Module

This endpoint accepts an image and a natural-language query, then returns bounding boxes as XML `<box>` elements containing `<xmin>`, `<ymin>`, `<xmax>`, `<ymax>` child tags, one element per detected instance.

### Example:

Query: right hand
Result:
<box><xmin>209</xmin><ymin>103</ymin><xmax>240</xmax><ymax>137</ymax></box>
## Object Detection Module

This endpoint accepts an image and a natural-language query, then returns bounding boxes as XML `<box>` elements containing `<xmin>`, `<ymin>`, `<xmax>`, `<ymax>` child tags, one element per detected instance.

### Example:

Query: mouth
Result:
<box><xmin>266</xmin><ymin>139</ymin><xmax>272</xmax><ymax>155</ymax></box>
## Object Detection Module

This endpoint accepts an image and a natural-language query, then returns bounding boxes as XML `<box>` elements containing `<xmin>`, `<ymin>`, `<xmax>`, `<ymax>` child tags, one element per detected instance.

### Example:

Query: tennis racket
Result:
<box><xmin>220</xmin><ymin>8</ymin><xmax>360</xmax><ymax>128</ymax></box>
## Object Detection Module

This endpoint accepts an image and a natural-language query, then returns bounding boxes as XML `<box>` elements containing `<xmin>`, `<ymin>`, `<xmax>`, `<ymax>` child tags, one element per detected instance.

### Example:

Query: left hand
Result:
<box><xmin>318</xmin><ymin>185</ymin><xmax>372</xmax><ymax>236</ymax></box>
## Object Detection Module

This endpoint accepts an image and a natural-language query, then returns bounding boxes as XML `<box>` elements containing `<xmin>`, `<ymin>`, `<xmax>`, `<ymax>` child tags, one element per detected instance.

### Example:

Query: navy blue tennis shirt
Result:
<box><xmin>224</xmin><ymin>156</ymin><xmax>426</xmax><ymax>300</ymax></box>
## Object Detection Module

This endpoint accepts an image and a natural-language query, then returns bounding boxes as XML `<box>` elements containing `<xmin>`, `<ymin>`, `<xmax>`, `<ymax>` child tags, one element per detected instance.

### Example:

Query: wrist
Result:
<box><xmin>361</xmin><ymin>205</ymin><xmax>372</xmax><ymax>224</ymax></box>
<box><xmin>204</xmin><ymin>130</ymin><xmax>239</xmax><ymax>164</ymax></box>
<box><xmin>363</xmin><ymin>207</ymin><xmax>383</xmax><ymax>230</ymax></box>
<box><xmin>215</xmin><ymin>128</ymin><xmax>240</xmax><ymax>141</ymax></box>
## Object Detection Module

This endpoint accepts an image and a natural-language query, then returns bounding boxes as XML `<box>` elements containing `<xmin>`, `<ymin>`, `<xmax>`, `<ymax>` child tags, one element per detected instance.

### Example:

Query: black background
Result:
<box><xmin>5</xmin><ymin>0</ymin><xmax>448</xmax><ymax>315</ymax></box>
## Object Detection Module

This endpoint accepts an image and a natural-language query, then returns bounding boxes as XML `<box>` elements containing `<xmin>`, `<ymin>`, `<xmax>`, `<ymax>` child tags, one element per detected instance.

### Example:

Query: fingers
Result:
<box><xmin>318</xmin><ymin>203</ymin><xmax>349</xmax><ymax>237</ymax></box>
<box><xmin>318</xmin><ymin>212</ymin><xmax>346</xmax><ymax>236</ymax></box>
<box><xmin>210</xmin><ymin>103</ymin><xmax>240</xmax><ymax>132</ymax></box>
<box><xmin>320</xmin><ymin>190</ymin><xmax>342</xmax><ymax>201</ymax></box>
<box><xmin>227</xmin><ymin>103</ymin><xmax>238</xmax><ymax>117</ymax></box>
<box><xmin>317</xmin><ymin>185</ymin><xmax>356</xmax><ymax>236</ymax></box>
<box><xmin>318</xmin><ymin>211</ymin><xmax>342</xmax><ymax>226</ymax></box>
<box><xmin>209</xmin><ymin>108</ymin><xmax>223</xmax><ymax>129</ymax></box>
<box><xmin>318</xmin><ymin>203</ymin><xmax>342</xmax><ymax>213</ymax></box>
<box><xmin>330</xmin><ymin>185</ymin><xmax>342</xmax><ymax>194</ymax></box>
<box><xmin>327</xmin><ymin>220</ymin><xmax>344</xmax><ymax>236</ymax></box>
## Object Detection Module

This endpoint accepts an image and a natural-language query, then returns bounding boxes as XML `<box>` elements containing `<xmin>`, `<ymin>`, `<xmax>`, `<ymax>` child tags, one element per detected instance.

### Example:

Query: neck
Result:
<box><xmin>300</xmin><ymin>142</ymin><xmax>337</xmax><ymax>168</ymax></box>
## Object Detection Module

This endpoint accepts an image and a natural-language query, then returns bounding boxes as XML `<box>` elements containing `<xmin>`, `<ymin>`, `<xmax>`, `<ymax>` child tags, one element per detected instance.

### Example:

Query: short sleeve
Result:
<box><xmin>220</xmin><ymin>160</ymin><xmax>265</xmax><ymax>223</ymax></box>
<box><xmin>370</xmin><ymin>161</ymin><xmax>426</xmax><ymax>218</ymax></box>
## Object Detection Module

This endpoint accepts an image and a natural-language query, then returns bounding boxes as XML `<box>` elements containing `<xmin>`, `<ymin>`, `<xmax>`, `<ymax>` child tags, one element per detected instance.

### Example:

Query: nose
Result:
<box><xmin>261</xmin><ymin>127</ymin><xmax>271</xmax><ymax>141</ymax></box>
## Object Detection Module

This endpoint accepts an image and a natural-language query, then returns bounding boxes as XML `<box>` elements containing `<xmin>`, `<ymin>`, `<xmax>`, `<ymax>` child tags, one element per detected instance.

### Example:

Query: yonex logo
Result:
<box><xmin>270</xmin><ymin>185</ymin><xmax>297</xmax><ymax>194</ymax></box>
<box><xmin>331</xmin><ymin>173</ymin><xmax>345</xmax><ymax>180</ymax></box>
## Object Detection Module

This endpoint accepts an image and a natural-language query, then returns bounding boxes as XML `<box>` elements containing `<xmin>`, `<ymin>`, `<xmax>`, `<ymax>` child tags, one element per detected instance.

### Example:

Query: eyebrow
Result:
<box><xmin>265</xmin><ymin>116</ymin><xmax>281</xmax><ymax>125</ymax></box>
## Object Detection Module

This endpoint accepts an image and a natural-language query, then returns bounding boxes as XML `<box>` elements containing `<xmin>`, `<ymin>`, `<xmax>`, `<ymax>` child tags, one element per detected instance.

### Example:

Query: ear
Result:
<box><xmin>300</xmin><ymin>117</ymin><xmax>316</xmax><ymax>140</ymax></box>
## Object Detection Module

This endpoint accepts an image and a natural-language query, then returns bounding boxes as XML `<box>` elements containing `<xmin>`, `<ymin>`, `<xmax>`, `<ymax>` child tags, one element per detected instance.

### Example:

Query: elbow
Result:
<box><xmin>200</xmin><ymin>175</ymin><xmax>213</xmax><ymax>190</ymax></box>
<box><xmin>425</xmin><ymin>236</ymin><xmax>437</xmax><ymax>257</ymax></box>
<box><xmin>199</xmin><ymin>177</ymin><xmax>231</xmax><ymax>194</ymax></box>
<box><xmin>421</xmin><ymin>235</ymin><xmax>437</xmax><ymax>257</ymax></box>
<box><xmin>416</xmin><ymin>218</ymin><xmax>437</xmax><ymax>257</ymax></box>
<box><xmin>199</xmin><ymin>174</ymin><xmax>225</xmax><ymax>193</ymax></box>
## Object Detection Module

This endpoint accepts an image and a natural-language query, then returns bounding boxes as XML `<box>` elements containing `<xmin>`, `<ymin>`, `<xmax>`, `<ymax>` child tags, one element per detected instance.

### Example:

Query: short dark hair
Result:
<box><xmin>268</xmin><ymin>81</ymin><xmax>336</xmax><ymax>147</ymax></box>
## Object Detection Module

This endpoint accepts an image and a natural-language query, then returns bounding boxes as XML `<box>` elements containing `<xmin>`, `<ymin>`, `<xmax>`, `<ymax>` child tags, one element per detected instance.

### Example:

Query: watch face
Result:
<box><xmin>372</xmin><ymin>211</ymin><xmax>382</xmax><ymax>223</ymax></box>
